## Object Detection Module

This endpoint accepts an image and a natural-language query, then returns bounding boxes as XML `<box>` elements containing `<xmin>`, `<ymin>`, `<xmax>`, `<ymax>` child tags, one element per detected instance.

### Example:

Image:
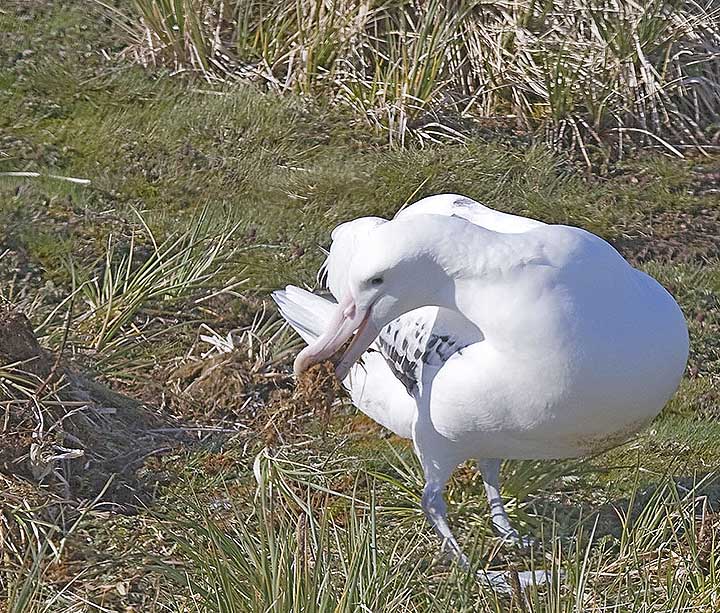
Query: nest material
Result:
<box><xmin>165</xmin><ymin>350</ymin><xmax>281</xmax><ymax>421</ymax></box>
<box><xmin>259</xmin><ymin>361</ymin><xmax>342</xmax><ymax>446</ymax></box>
<box><xmin>168</xmin><ymin>352</ymin><xmax>253</xmax><ymax>416</ymax></box>
<box><xmin>294</xmin><ymin>361</ymin><xmax>342</xmax><ymax>415</ymax></box>
<box><xmin>165</xmin><ymin>352</ymin><xmax>343</xmax><ymax>445</ymax></box>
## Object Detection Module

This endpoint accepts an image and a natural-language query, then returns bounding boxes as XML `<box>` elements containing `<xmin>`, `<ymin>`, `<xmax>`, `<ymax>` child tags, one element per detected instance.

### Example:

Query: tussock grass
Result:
<box><xmin>116</xmin><ymin>0</ymin><xmax>720</xmax><ymax>157</ymax></box>
<box><xmin>168</xmin><ymin>448</ymin><xmax>720</xmax><ymax>612</ymax></box>
<box><xmin>1</xmin><ymin>473</ymin><xmax>117</xmax><ymax>613</ymax></box>
<box><xmin>170</xmin><ymin>451</ymin><xmax>433</xmax><ymax>612</ymax></box>
<box><xmin>70</xmin><ymin>206</ymin><xmax>240</xmax><ymax>358</ymax></box>
<box><xmin>12</xmin><ymin>204</ymin><xmax>245</xmax><ymax>381</ymax></box>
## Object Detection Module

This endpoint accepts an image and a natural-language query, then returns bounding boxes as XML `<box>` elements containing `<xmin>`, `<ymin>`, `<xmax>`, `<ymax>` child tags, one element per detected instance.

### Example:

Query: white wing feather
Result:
<box><xmin>396</xmin><ymin>193</ymin><xmax>544</xmax><ymax>234</ymax></box>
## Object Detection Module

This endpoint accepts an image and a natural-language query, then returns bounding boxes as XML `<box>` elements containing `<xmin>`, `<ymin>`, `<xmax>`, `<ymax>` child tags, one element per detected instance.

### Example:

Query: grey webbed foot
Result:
<box><xmin>496</xmin><ymin>527</ymin><xmax>537</xmax><ymax>549</ymax></box>
<box><xmin>477</xmin><ymin>568</ymin><xmax>554</xmax><ymax>594</ymax></box>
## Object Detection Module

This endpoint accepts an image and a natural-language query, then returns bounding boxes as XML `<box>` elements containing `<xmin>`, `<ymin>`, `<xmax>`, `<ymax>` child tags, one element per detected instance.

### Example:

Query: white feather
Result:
<box><xmin>272</xmin><ymin>286</ymin><xmax>336</xmax><ymax>344</ymax></box>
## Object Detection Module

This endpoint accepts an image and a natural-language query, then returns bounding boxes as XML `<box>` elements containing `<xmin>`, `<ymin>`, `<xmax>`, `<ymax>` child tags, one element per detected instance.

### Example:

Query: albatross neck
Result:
<box><xmin>411</xmin><ymin>217</ymin><xmax>541</xmax><ymax>345</ymax></box>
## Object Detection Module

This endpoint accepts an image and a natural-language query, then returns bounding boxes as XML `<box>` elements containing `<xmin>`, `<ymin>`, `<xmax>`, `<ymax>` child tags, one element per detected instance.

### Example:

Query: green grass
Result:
<box><xmin>1</xmin><ymin>1</ymin><xmax>720</xmax><ymax>610</ymax></box>
<box><xmin>167</xmin><ymin>452</ymin><xmax>720</xmax><ymax>612</ymax></box>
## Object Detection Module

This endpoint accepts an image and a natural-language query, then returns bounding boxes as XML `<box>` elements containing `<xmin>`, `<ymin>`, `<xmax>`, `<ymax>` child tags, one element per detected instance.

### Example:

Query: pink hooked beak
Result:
<box><xmin>294</xmin><ymin>294</ymin><xmax>380</xmax><ymax>380</ymax></box>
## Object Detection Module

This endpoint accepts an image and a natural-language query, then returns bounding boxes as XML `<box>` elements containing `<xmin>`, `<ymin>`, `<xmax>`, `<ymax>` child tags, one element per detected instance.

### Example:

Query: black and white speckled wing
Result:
<box><xmin>370</xmin><ymin>307</ymin><xmax>484</xmax><ymax>395</ymax></box>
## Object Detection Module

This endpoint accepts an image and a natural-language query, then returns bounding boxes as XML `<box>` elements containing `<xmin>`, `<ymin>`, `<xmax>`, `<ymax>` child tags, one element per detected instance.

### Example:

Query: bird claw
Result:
<box><xmin>495</xmin><ymin>528</ymin><xmax>536</xmax><ymax>549</ymax></box>
<box><xmin>510</xmin><ymin>533</ymin><xmax>537</xmax><ymax>549</ymax></box>
<box><xmin>477</xmin><ymin>569</ymin><xmax>554</xmax><ymax>594</ymax></box>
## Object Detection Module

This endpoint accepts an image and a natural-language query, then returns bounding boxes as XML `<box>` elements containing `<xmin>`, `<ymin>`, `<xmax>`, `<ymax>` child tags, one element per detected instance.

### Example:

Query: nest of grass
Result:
<box><xmin>294</xmin><ymin>361</ymin><xmax>343</xmax><ymax>414</ymax></box>
<box><xmin>165</xmin><ymin>350</ymin><xmax>271</xmax><ymax>420</ymax></box>
<box><xmin>260</xmin><ymin>361</ymin><xmax>343</xmax><ymax>446</ymax></box>
<box><xmin>165</xmin><ymin>346</ymin><xmax>343</xmax><ymax>446</ymax></box>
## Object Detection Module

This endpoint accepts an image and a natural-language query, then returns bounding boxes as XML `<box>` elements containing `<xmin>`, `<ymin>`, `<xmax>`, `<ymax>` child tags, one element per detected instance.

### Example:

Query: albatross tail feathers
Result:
<box><xmin>271</xmin><ymin>285</ymin><xmax>336</xmax><ymax>345</ymax></box>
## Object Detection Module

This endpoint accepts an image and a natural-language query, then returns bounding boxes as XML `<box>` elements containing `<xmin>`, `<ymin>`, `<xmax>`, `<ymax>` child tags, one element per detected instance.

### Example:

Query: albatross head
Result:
<box><xmin>293</xmin><ymin>216</ymin><xmax>456</xmax><ymax>379</ymax></box>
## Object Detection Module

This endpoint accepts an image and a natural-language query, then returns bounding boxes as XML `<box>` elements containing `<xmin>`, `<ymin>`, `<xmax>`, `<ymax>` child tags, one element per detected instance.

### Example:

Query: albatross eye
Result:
<box><xmin>370</xmin><ymin>276</ymin><xmax>384</xmax><ymax>287</ymax></box>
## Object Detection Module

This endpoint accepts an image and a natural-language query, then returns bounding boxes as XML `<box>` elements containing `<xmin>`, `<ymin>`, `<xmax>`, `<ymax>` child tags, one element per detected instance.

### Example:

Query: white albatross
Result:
<box><xmin>272</xmin><ymin>194</ymin><xmax>689</xmax><ymax>589</ymax></box>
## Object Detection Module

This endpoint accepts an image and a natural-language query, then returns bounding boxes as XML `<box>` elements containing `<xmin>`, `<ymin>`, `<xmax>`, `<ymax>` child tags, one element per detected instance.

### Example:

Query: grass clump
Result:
<box><xmin>72</xmin><ymin>206</ymin><xmax>239</xmax><ymax>354</ymax></box>
<box><xmin>170</xmin><ymin>453</ymin><xmax>432</xmax><ymax>612</ymax></box>
<box><xmin>117</xmin><ymin>0</ymin><xmax>720</xmax><ymax>156</ymax></box>
<box><xmin>169</xmin><ymin>448</ymin><xmax>720</xmax><ymax>612</ymax></box>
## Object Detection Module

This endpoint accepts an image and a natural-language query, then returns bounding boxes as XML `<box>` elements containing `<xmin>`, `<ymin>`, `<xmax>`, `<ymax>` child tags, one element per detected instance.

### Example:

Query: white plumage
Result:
<box><xmin>273</xmin><ymin>193</ymin><xmax>689</xmax><ymax>590</ymax></box>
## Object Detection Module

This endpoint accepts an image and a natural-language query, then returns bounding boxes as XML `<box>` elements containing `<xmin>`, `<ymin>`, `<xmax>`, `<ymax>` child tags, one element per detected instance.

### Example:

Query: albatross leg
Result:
<box><xmin>476</xmin><ymin>460</ymin><xmax>555</xmax><ymax>592</ymax></box>
<box><xmin>478</xmin><ymin>458</ymin><xmax>534</xmax><ymax>548</ymax></box>
<box><xmin>421</xmin><ymin>467</ymin><xmax>470</xmax><ymax>568</ymax></box>
<box><xmin>413</xmin><ymin>394</ymin><xmax>548</xmax><ymax>592</ymax></box>
<box><xmin>421</xmin><ymin>462</ymin><xmax>551</xmax><ymax>594</ymax></box>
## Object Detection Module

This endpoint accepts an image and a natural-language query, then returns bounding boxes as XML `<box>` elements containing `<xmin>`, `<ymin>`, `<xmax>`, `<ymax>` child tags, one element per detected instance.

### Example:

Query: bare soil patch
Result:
<box><xmin>614</xmin><ymin>206</ymin><xmax>720</xmax><ymax>265</ymax></box>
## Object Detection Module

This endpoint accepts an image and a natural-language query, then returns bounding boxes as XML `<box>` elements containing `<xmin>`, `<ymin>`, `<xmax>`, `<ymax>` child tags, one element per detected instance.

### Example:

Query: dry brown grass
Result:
<box><xmin>114</xmin><ymin>0</ymin><xmax>720</xmax><ymax>157</ymax></box>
